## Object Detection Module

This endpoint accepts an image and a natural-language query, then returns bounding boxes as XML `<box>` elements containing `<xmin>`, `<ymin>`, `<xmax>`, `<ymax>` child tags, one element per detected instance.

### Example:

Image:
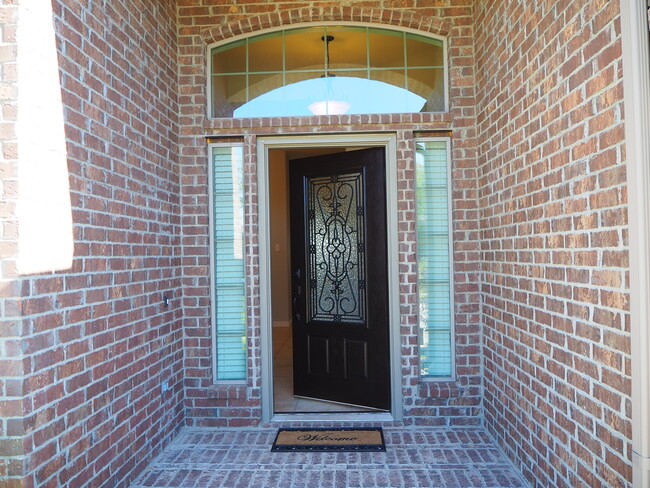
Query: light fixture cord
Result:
<box><xmin>322</xmin><ymin>35</ymin><xmax>334</xmax><ymax>77</ymax></box>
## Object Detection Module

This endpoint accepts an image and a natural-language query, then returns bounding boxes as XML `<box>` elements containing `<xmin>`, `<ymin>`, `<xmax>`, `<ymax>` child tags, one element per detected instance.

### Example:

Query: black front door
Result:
<box><xmin>289</xmin><ymin>147</ymin><xmax>390</xmax><ymax>410</ymax></box>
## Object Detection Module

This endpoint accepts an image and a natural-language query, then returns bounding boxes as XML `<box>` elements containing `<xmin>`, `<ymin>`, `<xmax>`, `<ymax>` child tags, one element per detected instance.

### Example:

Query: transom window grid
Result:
<box><xmin>210</xmin><ymin>26</ymin><xmax>446</xmax><ymax>118</ymax></box>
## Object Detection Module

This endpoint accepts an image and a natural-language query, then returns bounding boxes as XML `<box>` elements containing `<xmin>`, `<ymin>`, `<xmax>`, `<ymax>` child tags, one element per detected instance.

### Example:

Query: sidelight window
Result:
<box><xmin>210</xmin><ymin>145</ymin><xmax>247</xmax><ymax>381</ymax></box>
<box><xmin>415</xmin><ymin>139</ymin><xmax>454</xmax><ymax>379</ymax></box>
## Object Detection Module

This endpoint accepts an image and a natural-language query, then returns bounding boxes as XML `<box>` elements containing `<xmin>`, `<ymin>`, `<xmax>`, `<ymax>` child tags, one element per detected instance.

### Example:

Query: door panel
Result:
<box><xmin>345</xmin><ymin>340</ymin><xmax>368</xmax><ymax>379</ymax></box>
<box><xmin>289</xmin><ymin>147</ymin><xmax>390</xmax><ymax>410</ymax></box>
<box><xmin>307</xmin><ymin>336</ymin><xmax>330</xmax><ymax>376</ymax></box>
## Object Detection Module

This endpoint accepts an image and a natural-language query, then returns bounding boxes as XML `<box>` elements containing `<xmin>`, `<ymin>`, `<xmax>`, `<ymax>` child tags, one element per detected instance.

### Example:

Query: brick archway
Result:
<box><xmin>200</xmin><ymin>6</ymin><xmax>452</xmax><ymax>44</ymax></box>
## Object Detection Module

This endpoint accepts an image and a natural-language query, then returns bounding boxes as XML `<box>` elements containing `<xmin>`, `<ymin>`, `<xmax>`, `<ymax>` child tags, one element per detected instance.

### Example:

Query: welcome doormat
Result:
<box><xmin>271</xmin><ymin>427</ymin><xmax>386</xmax><ymax>452</ymax></box>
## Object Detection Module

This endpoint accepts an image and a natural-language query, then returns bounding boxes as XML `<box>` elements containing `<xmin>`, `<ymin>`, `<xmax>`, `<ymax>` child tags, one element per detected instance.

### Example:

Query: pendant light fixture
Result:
<box><xmin>308</xmin><ymin>35</ymin><xmax>351</xmax><ymax>116</ymax></box>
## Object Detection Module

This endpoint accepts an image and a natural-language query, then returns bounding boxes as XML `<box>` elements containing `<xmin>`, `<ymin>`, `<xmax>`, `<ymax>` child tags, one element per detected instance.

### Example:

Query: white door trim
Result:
<box><xmin>256</xmin><ymin>133</ymin><xmax>402</xmax><ymax>423</ymax></box>
<box><xmin>620</xmin><ymin>1</ymin><xmax>650</xmax><ymax>486</ymax></box>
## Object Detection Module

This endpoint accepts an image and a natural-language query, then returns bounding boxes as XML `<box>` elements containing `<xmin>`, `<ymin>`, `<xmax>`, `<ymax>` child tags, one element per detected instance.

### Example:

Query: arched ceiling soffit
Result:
<box><xmin>200</xmin><ymin>7</ymin><xmax>452</xmax><ymax>44</ymax></box>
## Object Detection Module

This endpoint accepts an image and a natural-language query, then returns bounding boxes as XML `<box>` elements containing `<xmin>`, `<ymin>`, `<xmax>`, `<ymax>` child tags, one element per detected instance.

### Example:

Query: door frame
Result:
<box><xmin>257</xmin><ymin>133</ymin><xmax>402</xmax><ymax>423</ymax></box>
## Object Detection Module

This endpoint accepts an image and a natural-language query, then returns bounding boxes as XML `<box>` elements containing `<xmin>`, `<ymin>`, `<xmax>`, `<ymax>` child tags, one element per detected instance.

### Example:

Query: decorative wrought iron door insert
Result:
<box><xmin>307</xmin><ymin>172</ymin><xmax>366</xmax><ymax>324</ymax></box>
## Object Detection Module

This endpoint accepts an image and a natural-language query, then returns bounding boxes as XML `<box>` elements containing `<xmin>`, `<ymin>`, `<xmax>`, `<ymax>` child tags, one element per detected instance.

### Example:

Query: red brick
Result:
<box><xmin>475</xmin><ymin>1</ymin><xmax>630</xmax><ymax>487</ymax></box>
<box><xmin>1</xmin><ymin>2</ymin><xmax>632</xmax><ymax>488</ymax></box>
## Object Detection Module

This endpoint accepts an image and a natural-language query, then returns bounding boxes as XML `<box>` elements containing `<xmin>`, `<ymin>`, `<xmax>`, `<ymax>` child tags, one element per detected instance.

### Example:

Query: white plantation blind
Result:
<box><xmin>415</xmin><ymin>140</ymin><xmax>454</xmax><ymax>378</ymax></box>
<box><xmin>212</xmin><ymin>146</ymin><xmax>247</xmax><ymax>381</ymax></box>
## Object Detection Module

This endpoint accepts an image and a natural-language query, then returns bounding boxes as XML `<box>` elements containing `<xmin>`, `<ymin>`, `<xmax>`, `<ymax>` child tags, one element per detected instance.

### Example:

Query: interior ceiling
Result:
<box><xmin>281</xmin><ymin>147</ymin><xmax>371</xmax><ymax>160</ymax></box>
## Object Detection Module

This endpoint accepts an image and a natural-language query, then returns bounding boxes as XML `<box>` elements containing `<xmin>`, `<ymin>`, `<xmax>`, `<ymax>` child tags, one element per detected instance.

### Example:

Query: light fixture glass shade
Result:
<box><xmin>307</xmin><ymin>100</ymin><xmax>351</xmax><ymax>115</ymax></box>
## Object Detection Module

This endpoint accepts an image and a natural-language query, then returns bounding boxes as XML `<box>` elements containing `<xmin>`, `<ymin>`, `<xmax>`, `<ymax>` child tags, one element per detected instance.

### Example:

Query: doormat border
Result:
<box><xmin>271</xmin><ymin>427</ymin><xmax>386</xmax><ymax>452</ymax></box>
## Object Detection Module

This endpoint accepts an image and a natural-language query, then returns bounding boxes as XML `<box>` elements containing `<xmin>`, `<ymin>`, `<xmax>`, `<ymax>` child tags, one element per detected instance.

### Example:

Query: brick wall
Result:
<box><xmin>177</xmin><ymin>0</ymin><xmax>483</xmax><ymax>427</ymax></box>
<box><xmin>2</xmin><ymin>0</ymin><xmax>635</xmax><ymax>486</ymax></box>
<box><xmin>1</xmin><ymin>0</ymin><xmax>184</xmax><ymax>486</ymax></box>
<box><xmin>475</xmin><ymin>2</ymin><xmax>631</xmax><ymax>487</ymax></box>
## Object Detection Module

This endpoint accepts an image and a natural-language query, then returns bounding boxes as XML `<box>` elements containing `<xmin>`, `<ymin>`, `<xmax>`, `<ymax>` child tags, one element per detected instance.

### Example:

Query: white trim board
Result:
<box><xmin>256</xmin><ymin>133</ymin><xmax>402</xmax><ymax>423</ymax></box>
<box><xmin>620</xmin><ymin>2</ymin><xmax>650</xmax><ymax>487</ymax></box>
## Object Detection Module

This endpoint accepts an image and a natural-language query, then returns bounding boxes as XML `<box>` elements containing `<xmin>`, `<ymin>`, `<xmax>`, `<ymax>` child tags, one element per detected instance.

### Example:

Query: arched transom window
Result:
<box><xmin>210</xmin><ymin>26</ymin><xmax>447</xmax><ymax>118</ymax></box>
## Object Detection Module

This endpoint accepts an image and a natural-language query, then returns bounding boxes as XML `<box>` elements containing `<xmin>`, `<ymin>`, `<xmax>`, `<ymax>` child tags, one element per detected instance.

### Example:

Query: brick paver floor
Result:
<box><xmin>130</xmin><ymin>427</ymin><xmax>531</xmax><ymax>487</ymax></box>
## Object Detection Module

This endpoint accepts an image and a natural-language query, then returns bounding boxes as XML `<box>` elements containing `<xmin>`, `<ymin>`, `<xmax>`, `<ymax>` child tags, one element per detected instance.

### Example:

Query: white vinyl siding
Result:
<box><xmin>211</xmin><ymin>145</ymin><xmax>247</xmax><ymax>381</ymax></box>
<box><xmin>415</xmin><ymin>139</ymin><xmax>454</xmax><ymax>378</ymax></box>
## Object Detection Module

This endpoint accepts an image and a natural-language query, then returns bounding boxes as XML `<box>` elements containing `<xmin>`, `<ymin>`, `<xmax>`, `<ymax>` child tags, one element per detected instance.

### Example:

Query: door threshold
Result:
<box><xmin>293</xmin><ymin>395</ymin><xmax>385</xmax><ymax>412</ymax></box>
<box><xmin>271</xmin><ymin>412</ymin><xmax>395</xmax><ymax>423</ymax></box>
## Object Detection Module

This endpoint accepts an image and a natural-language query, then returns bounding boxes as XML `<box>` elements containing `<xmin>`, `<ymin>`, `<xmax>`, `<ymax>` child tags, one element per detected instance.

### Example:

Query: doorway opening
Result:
<box><xmin>270</xmin><ymin>146</ymin><xmax>386</xmax><ymax>414</ymax></box>
<box><xmin>258</xmin><ymin>134</ymin><xmax>402</xmax><ymax>422</ymax></box>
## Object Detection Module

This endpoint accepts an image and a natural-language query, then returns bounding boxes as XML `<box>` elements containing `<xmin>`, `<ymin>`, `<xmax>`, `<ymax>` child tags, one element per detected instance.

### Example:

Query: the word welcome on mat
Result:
<box><xmin>271</xmin><ymin>428</ymin><xmax>386</xmax><ymax>452</ymax></box>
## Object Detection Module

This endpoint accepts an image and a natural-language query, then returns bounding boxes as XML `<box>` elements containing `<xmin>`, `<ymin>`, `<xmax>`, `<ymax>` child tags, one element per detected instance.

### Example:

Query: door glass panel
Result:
<box><xmin>307</xmin><ymin>172</ymin><xmax>366</xmax><ymax>323</ymax></box>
